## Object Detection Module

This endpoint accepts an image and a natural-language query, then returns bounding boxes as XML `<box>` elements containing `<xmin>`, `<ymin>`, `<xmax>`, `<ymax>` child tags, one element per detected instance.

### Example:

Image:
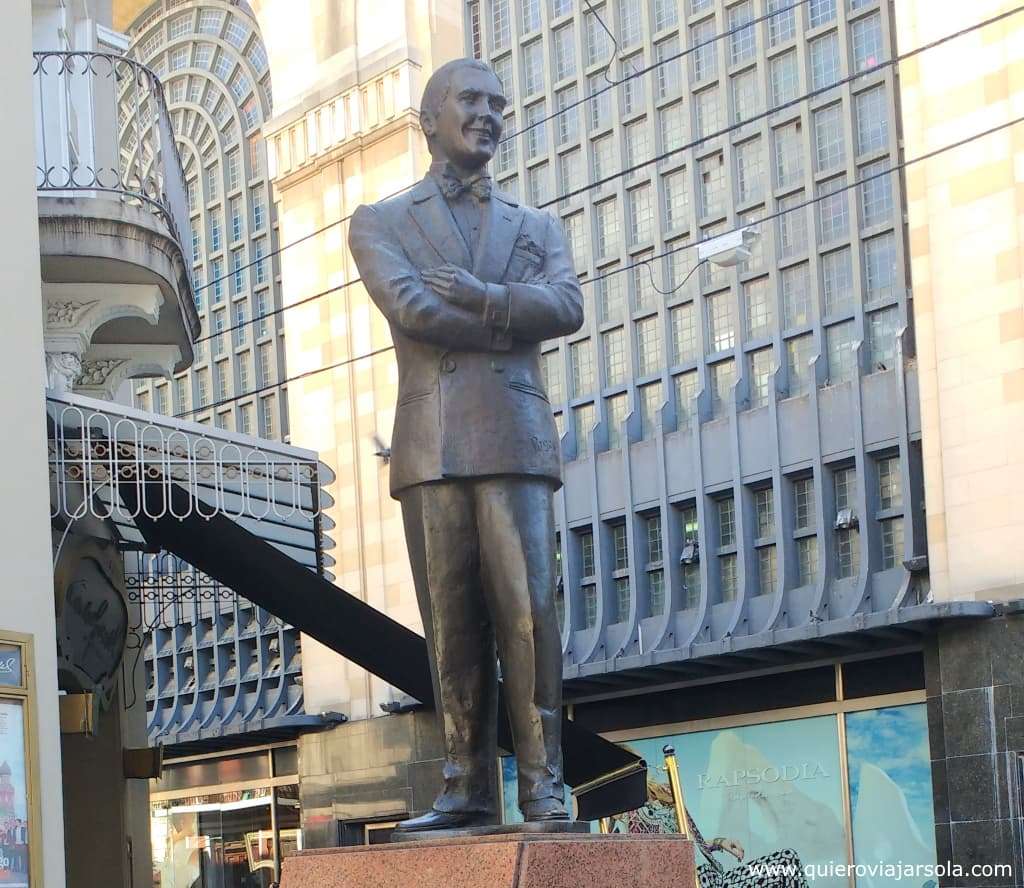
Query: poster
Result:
<box><xmin>609</xmin><ymin>716</ymin><xmax>849</xmax><ymax>888</ymax></box>
<box><xmin>0</xmin><ymin>701</ymin><xmax>30</xmax><ymax>888</ymax></box>
<box><xmin>845</xmin><ymin>704</ymin><xmax>936</xmax><ymax>887</ymax></box>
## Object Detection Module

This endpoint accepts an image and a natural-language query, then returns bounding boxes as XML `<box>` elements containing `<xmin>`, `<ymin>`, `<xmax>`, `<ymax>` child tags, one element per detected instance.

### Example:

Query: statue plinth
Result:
<box><xmin>280</xmin><ymin>832</ymin><xmax>695</xmax><ymax>888</ymax></box>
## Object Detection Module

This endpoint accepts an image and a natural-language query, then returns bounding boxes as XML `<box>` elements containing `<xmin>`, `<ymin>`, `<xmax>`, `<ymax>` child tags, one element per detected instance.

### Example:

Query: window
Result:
<box><xmin>553</xmin><ymin>23</ymin><xmax>576</xmax><ymax>80</ymax></box>
<box><xmin>813</xmin><ymin>104</ymin><xmax>845</xmax><ymax>172</ymax></box>
<box><xmin>639</xmin><ymin>382</ymin><xmax>664</xmax><ymax>439</ymax></box>
<box><xmin>527</xmin><ymin>163</ymin><xmax>550</xmax><ymax>207</ymax></box>
<box><xmin>174</xmin><ymin>378</ymin><xmax>187</xmax><ymax>414</ymax></box>
<box><xmin>621</xmin><ymin>53</ymin><xmax>646</xmax><ymax>116</ymax></box>
<box><xmin>728</xmin><ymin>2</ymin><xmax>756</xmax><ymax>63</ymax></box>
<box><xmin>868</xmin><ymin>306</ymin><xmax>899</xmax><ymax>370</ymax></box>
<box><xmin>695</xmin><ymin>87</ymin><xmax>721</xmax><ymax>140</ymax></box>
<box><xmin>255</xmin><ymin>291</ymin><xmax>270</xmax><ymax>337</ymax></box>
<box><xmin>880</xmin><ymin>517</ymin><xmax>904</xmax><ymax>569</ymax></box>
<box><xmin>710</xmin><ymin>358</ymin><xmax>736</xmax><ymax>418</ymax></box>
<box><xmin>770</xmin><ymin>51</ymin><xmax>799</xmax><ymax>106</ymax></box>
<box><xmin>206</xmin><ymin>164</ymin><xmax>219</xmax><ymax>201</ymax></box>
<box><xmin>611</xmin><ymin>0</ymin><xmax>640</xmax><ymax>45</ymax></box>
<box><xmin>606</xmin><ymin>393</ymin><xmax>629</xmax><ymax>450</ymax></box>
<box><xmin>636</xmin><ymin>317</ymin><xmax>663</xmax><ymax>376</ymax></box>
<box><xmin>754</xmin><ymin>487</ymin><xmax>775</xmax><ymax>539</ymax></box>
<box><xmin>574</xmin><ymin>402</ymin><xmax>596</xmax><ymax>459</ymax></box>
<box><xmin>856</xmin><ymin>85</ymin><xmax>888</xmax><ymax>155</ymax></box>
<box><xmin>252</xmin><ymin>188</ymin><xmax>266</xmax><ymax>230</ymax></box>
<box><xmin>230</xmin><ymin>198</ymin><xmax>242</xmax><ymax>242</ymax></box>
<box><xmin>826</xmin><ymin>321</ymin><xmax>857</xmax><ymax>384</ymax></box>
<box><xmin>232</xmin><ymin>299</ymin><xmax>247</xmax><ymax>345</ymax></box>
<box><xmin>749</xmin><ymin>347</ymin><xmax>775</xmax><ymax>408</ymax></box>
<box><xmin>497</xmin><ymin>114</ymin><xmax>517</xmax><ymax>174</ymax></box>
<box><xmin>595</xmin><ymin>199</ymin><xmax>619</xmax><ymax>258</ymax></box>
<box><xmin>834</xmin><ymin>465</ymin><xmax>859</xmax><ymax>578</ymax></box>
<box><xmin>773</xmin><ymin>122</ymin><xmax>804</xmax><ymax>188</ymax></box>
<box><xmin>225</xmin><ymin>18</ymin><xmax>249</xmax><ymax>48</ymax></box>
<box><xmin>735</xmin><ymin>138</ymin><xmax>763</xmax><ymax>204</ymax></box>
<box><xmin>797</xmin><ymin>536</ymin><xmax>819</xmax><ymax>585</ymax></box>
<box><xmin>555</xmin><ymin>86</ymin><xmax>579</xmax><ymax>144</ymax></box>
<box><xmin>197</xmin><ymin>368</ymin><xmax>211</xmax><ymax>407</ymax></box>
<box><xmin>758</xmin><ymin>546</ymin><xmax>777</xmax><ymax>595</ymax></box>
<box><xmin>603</xmin><ymin>328</ymin><xmax>627</xmax><ymax>386</ymax></box>
<box><xmin>649</xmin><ymin>565</ymin><xmax>665</xmax><ymax>615</ymax></box>
<box><xmin>699</xmin><ymin>155</ymin><xmax>725</xmax><ymax>219</ymax></box>
<box><xmin>810</xmin><ymin>32</ymin><xmax>841</xmax><ymax>91</ymax></box>
<box><xmin>491</xmin><ymin>0</ymin><xmax>511</xmax><ymax>50</ymax></box>
<box><xmin>597</xmin><ymin>269</ymin><xmax>625</xmax><ymax>322</ymax></box>
<box><xmin>542</xmin><ymin>350</ymin><xmax>564</xmax><ymax>403</ymax></box>
<box><xmin>690</xmin><ymin>19</ymin><xmax>716</xmax><ymax>82</ymax></box>
<box><xmin>585</xmin><ymin>5</ymin><xmax>612</xmax><ymax>66</ymax></box>
<box><xmin>260</xmin><ymin>395</ymin><xmax>276</xmax><ymax>438</ymax></box>
<box><xmin>493</xmin><ymin>55</ymin><xmax>514</xmax><ymax>105</ymax></box>
<box><xmin>654</xmin><ymin>0</ymin><xmax>678</xmax><ymax>31</ymax></box>
<box><xmin>571</xmin><ymin>339</ymin><xmax>595</xmax><ymax>396</ymax></box>
<box><xmin>707</xmin><ymin>291</ymin><xmax>736</xmax><ymax>352</ymax></box>
<box><xmin>524</xmin><ymin>103</ymin><xmax>547</xmax><ymax>162</ymax></box>
<box><xmin>522</xmin><ymin>41</ymin><xmax>544</xmax><ymax>97</ymax></box>
<box><xmin>878</xmin><ymin>456</ymin><xmax>902</xmax><ymax>509</ymax></box>
<box><xmin>816</xmin><ymin>176</ymin><xmax>849</xmax><ymax>243</ymax></box>
<box><xmin>667</xmin><ymin>242</ymin><xmax>698</xmax><ymax>294</ymax></box>
<box><xmin>633</xmin><ymin>254</ymin><xmax>657</xmax><ymax>311</ymax></box>
<box><xmin>674</xmin><ymin>371</ymin><xmax>699</xmax><ymax>427</ymax></box>
<box><xmin>253</xmin><ymin>238</ymin><xmax>268</xmax><ymax>284</ymax></box>
<box><xmin>652</xmin><ymin>37</ymin><xmax>681</xmax><ymax>101</ymax></box>
<box><xmin>211</xmin><ymin>258</ymin><xmax>224</xmax><ymax>303</ymax></box>
<box><xmin>579</xmin><ymin>530</ymin><xmax>597</xmax><ymax>624</ymax></box>
<box><xmin>859</xmin><ymin>161</ymin><xmax>893</xmax><ymax>227</ymax></box>
<box><xmin>786</xmin><ymin>334</ymin><xmax>814</xmax><ymax>396</ymax></box>
<box><xmin>718</xmin><ymin>497</ymin><xmax>736</xmax><ymax>547</ymax></box>
<box><xmin>520</xmin><ymin>0</ymin><xmax>541</xmax><ymax>32</ymax></box>
<box><xmin>660</xmin><ymin>103</ymin><xmax>686</xmax><ymax>152</ymax></box>
<box><xmin>864</xmin><ymin>232</ymin><xmax>897</xmax><ymax>303</ymax></box>
<box><xmin>663</xmin><ymin>169</ymin><xmax>689</xmax><ymax>231</ymax></box>
<box><xmin>795</xmin><ymin>476</ymin><xmax>816</xmax><ymax>529</ymax></box>
<box><xmin>745</xmin><ymin>277</ymin><xmax>773</xmax><ymax>338</ymax></box>
<box><xmin>679</xmin><ymin>503</ymin><xmax>701</xmax><ymax>607</ymax></box>
<box><xmin>558</xmin><ymin>150</ymin><xmax>582</xmax><ymax>202</ymax></box>
<box><xmin>670</xmin><ymin>303</ymin><xmax>698</xmax><ymax>363</ymax></box>
<box><xmin>247</xmin><ymin>42</ymin><xmax>268</xmax><ymax>73</ymax></box>
<box><xmin>731</xmin><ymin>69</ymin><xmax>760</xmax><ymax>125</ymax></box>
<box><xmin>808</xmin><ymin>0</ymin><xmax>837</xmax><ymax>28</ymax></box>
<box><xmin>231</xmin><ymin>249</ymin><xmax>245</xmax><ymax>295</ymax></box>
<box><xmin>259</xmin><ymin>341</ymin><xmax>274</xmax><ymax>387</ymax></box>
<box><xmin>592</xmin><ymin>135</ymin><xmax>615</xmax><ymax>181</ymax></box>
<box><xmin>823</xmin><ymin>247</ymin><xmax>854</xmax><ymax>316</ymax></box>
<box><xmin>851</xmin><ymin>13</ymin><xmax>884</xmax><ymax>72</ymax></box>
<box><xmin>587</xmin><ymin>73</ymin><xmax>612</xmax><ymax>130</ymax></box>
<box><xmin>628</xmin><ymin>185</ymin><xmax>653</xmax><ymax>245</ymax></box>
<box><xmin>768</xmin><ymin>0</ymin><xmax>797</xmax><ymax>45</ymax></box>
<box><xmin>239</xmin><ymin>403</ymin><xmax>254</xmax><ymax>435</ymax></box>
<box><xmin>624</xmin><ymin>121</ymin><xmax>648</xmax><ymax>170</ymax></box>
<box><xmin>777</xmin><ymin>194</ymin><xmax>808</xmax><ymax>259</ymax></box>
<box><xmin>612</xmin><ymin>523</ymin><xmax>631</xmax><ymax>622</ymax></box>
<box><xmin>214</xmin><ymin>360</ymin><xmax>228</xmax><ymax>400</ymax></box>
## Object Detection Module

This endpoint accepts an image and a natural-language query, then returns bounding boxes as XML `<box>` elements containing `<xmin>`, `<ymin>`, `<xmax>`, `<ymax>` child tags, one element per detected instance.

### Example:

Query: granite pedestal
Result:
<box><xmin>280</xmin><ymin>832</ymin><xmax>695</xmax><ymax>888</ymax></box>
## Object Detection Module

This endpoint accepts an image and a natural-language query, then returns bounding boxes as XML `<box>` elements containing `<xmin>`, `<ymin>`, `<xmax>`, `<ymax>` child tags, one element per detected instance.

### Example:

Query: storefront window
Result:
<box><xmin>0</xmin><ymin>700</ymin><xmax>31</xmax><ymax>886</ymax></box>
<box><xmin>845</xmin><ymin>704</ymin><xmax>936</xmax><ymax>877</ymax></box>
<box><xmin>152</xmin><ymin>784</ymin><xmax>301</xmax><ymax>888</ymax></box>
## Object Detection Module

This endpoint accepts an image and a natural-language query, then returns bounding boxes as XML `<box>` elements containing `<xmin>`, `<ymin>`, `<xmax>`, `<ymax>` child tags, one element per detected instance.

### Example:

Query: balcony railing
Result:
<box><xmin>32</xmin><ymin>50</ymin><xmax>189</xmax><ymax>245</ymax></box>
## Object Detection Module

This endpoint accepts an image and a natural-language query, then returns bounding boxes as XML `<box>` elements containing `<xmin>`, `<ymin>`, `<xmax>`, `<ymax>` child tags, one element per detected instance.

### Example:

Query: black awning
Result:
<box><xmin>121</xmin><ymin>479</ymin><xmax>647</xmax><ymax>820</ymax></box>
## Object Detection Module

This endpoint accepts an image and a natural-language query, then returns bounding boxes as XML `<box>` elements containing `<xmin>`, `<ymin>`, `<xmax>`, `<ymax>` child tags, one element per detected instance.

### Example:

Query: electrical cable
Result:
<box><xmin>193</xmin><ymin>0</ymin><xmax>818</xmax><ymax>296</ymax></box>
<box><xmin>173</xmin><ymin>111</ymin><xmax>1024</xmax><ymax>418</ymax></box>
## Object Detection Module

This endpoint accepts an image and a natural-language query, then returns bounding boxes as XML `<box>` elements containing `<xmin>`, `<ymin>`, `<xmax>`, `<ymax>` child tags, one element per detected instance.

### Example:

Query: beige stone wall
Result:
<box><xmin>896</xmin><ymin>0</ymin><xmax>1024</xmax><ymax>602</ymax></box>
<box><xmin>255</xmin><ymin>0</ymin><xmax>462</xmax><ymax>720</ymax></box>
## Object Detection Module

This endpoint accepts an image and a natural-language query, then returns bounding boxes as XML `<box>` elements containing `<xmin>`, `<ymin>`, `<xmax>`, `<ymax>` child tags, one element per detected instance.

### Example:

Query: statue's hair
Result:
<box><xmin>420</xmin><ymin>58</ymin><xmax>500</xmax><ymax>128</ymax></box>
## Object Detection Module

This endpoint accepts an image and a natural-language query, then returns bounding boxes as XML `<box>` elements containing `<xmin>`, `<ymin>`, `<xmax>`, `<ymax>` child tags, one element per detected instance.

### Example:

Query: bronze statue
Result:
<box><xmin>348</xmin><ymin>58</ymin><xmax>584</xmax><ymax>833</ymax></box>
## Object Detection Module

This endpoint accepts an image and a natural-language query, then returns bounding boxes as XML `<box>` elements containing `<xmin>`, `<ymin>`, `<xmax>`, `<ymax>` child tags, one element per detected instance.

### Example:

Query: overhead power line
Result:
<box><xmin>190</xmin><ymin>3</ymin><xmax>1022</xmax><ymax>346</ymax></box>
<box><xmin>174</xmin><ymin>110</ymin><xmax>1024</xmax><ymax>418</ymax></box>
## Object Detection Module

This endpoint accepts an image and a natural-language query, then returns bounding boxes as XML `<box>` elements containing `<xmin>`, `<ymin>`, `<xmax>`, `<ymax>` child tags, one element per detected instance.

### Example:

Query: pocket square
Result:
<box><xmin>514</xmin><ymin>233</ymin><xmax>546</xmax><ymax>260</ymax></box>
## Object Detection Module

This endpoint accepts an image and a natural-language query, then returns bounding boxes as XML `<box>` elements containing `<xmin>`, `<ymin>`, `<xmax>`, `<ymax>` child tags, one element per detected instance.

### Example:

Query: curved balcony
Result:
<box><xmin>33</xmin><ymin>51</ymin><xmax>198</xmax><ymax>396</ymax></box>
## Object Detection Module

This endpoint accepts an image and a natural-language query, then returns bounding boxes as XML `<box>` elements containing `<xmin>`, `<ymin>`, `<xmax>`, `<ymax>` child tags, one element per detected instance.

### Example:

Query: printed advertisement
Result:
<box><xmin>0</xmin><ymin>701</ymin><xmax>29</xmax><ymax>888</ymax></box>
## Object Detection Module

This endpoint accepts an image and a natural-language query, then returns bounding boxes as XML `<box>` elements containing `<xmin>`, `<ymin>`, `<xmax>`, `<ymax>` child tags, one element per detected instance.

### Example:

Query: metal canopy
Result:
<box><xmin>46</xmin><ymin>389</ymin><xmax>336</xmax><ymax>574</ymax></box>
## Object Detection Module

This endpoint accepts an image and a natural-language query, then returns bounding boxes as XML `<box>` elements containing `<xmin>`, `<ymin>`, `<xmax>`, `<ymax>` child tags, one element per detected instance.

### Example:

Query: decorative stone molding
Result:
<box><xmin>47</xmin><ymin>299</ymin><xmax>100</xmax><ymax>328</ymax></box>
<box><xmin>76</xmin><ymin>358</ymin><xmax>130</xmax><ymax>389</ymax></box>
<box><xmin>46</xmin><ymin>351</ymin><xmax>83</xmax><ymax>393</ymax></box>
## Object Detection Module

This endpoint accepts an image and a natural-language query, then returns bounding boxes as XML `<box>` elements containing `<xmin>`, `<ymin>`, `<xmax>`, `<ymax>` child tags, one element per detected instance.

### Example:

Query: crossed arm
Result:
<box><xmin>349</xmin><ymin>205</ymin><xmax>584</xmax><ymax>351</ymax></box>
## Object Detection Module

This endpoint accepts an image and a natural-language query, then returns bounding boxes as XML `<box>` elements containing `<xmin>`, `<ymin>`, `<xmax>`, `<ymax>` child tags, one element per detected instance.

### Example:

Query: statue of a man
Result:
<box><xmin>348</xmin><ymin>58</ymin><xmax>584</xmax><ymax>833</ymax></box>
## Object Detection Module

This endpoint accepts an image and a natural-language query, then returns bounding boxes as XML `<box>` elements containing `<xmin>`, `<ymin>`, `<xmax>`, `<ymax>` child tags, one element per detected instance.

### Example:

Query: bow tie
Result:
<box><xmin>438</xmin><ymin>173</ymin><xmax>492</xmax><ymax>202</ymax></box>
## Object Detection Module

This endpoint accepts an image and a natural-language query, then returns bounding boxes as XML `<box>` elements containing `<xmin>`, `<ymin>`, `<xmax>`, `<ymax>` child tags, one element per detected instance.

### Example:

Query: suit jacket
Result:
<box><xmin>348</xmin><ymin>174</ymin><xmax>584</xmax><ymax>497</ymax></box>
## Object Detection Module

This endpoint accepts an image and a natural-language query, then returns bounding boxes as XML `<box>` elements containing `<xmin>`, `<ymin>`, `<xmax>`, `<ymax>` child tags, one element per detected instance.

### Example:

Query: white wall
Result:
<box><xmin>2</xmin><ymin>2</ymin><xmax>68</xmax><ymax>885</ymax></box>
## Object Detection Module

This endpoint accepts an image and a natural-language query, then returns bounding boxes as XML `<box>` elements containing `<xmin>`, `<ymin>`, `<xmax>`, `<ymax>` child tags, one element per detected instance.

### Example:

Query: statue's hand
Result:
<box><xmin>711</xmin><ymin>838</ymin><xmax>744</xmax><ymax>862</ymax></box>
<box><xmin>423</xmin><ymin>265</ymin><xmax>488</xmax><ymax>311</ymax></box>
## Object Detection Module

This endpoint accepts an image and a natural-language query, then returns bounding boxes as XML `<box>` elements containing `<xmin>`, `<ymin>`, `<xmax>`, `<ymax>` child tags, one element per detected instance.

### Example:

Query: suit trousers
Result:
<box><xmin>399</xmin><ymin>475</ymin><xmax>564</xmax><ymax>816</ymax></box>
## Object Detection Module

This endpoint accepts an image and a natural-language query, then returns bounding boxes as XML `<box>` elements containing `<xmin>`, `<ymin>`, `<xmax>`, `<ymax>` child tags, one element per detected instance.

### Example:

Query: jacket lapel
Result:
<box><xmin>407</xmin><ymin>178</ymin><xmax>473</xmax><ymax>268</ymax></box>
<box><xmin>473</xmin><ymin>191</ymin><xmax>525</xmax><ymax>284</ymax></box>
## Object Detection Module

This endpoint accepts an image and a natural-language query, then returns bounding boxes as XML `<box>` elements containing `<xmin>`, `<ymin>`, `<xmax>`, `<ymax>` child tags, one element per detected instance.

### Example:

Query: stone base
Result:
<box><xmin>280</xmin><ymin>833</ymin><xmax>695</xmax><ymax>888</ymax></box>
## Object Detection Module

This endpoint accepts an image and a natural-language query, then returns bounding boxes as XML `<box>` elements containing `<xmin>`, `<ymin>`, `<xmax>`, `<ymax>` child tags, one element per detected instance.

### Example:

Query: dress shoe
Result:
<box><xmin>521</xmin><ymin>797</ymin><xmax>569</xmax><ymax>822</ymax></box>
<box><xmin>394</xmin><ymin>808</ymin><xmax>494</xmax><ymax>833</ymax></box>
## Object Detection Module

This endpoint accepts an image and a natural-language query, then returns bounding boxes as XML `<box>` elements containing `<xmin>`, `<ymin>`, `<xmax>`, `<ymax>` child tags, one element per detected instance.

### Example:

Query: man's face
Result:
<box><xmin>427</xmin><ymin>66</ymin><xmax>506</xmax><ymax>171</ymax></box>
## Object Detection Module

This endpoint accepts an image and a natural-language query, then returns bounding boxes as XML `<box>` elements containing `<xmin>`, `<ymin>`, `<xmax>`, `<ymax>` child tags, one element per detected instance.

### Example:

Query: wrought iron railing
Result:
<box><xmin>32</xmin><ymin>50</ymin><xmax>190</xmax><ymax>244</ymax></box>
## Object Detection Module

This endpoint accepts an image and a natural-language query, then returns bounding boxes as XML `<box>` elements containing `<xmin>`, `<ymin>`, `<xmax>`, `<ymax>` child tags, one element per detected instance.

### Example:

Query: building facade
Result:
<box><xmin>133</xmin><ymin>0</ymin><xmax>1024</xmax><ymax>880</ymax></box>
